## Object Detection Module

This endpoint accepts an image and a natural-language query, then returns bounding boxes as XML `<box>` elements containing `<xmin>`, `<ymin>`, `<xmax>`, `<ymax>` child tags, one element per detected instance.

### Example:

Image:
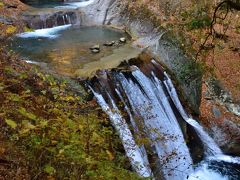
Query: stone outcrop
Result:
<box><xmin>22</xmin><ymin>10</ymin><xmax>79</xmax><ymax>29</ymax></box>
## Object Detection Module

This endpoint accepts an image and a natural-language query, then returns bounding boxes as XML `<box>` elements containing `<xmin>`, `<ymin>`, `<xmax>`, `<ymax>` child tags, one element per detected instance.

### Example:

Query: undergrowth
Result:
<box><xmin>0</xmin><ymin>47</ymin><xmax>143</xmax><ymax>179</ymax></box>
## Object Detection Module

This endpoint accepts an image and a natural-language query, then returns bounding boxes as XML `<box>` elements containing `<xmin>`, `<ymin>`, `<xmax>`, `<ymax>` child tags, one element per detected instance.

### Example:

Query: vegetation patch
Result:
<box><xmin>0</xmin><ymin>47</ymin><xmax>142</xmax><ymax>179</ymax></box>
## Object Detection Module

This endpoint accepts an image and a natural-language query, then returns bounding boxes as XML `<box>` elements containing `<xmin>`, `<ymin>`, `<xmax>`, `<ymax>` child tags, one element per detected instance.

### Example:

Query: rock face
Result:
<box><xmin>80</xmin><ymin>0</ymin><xmax>202</xmax><ymax>114</ymax></box>
<box><xmin>0</xmin><ymin>15</ymin><xmax>14</xmax><ymax>25</ymax></box>
<box><xmin>201</xmin><ymin>78</ymin><xmax>240</xmax><ymax>155</ymax></box>
<box><xmin>22</xmin><ymin>10</ymin><xmax>79</xmax><ymax>29</ymax></box>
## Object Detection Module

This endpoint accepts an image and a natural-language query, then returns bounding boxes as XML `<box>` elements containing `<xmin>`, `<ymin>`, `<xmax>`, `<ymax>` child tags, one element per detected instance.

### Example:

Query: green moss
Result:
<box><xmin>178</xmin><ymin>60</ymin><xmax>203</xmax><ymax>85</ymax></box>
<box><xmin>187</xmin><ymin>16</ymin><xmax>211</xmax><ymax>30</ymax></box>
<box><xmin>24</xmin><ymin>26</ymin><xmax>34</xmax><ymax>32</ymax></box>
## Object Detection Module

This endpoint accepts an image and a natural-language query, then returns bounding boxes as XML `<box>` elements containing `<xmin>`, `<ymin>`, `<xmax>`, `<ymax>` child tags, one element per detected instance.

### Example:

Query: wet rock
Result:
<box><xmin>90</xmin><ymin>44</ymin><xmax>100</xmax><ymax>50</ymax></box>
<box><xmin>211</xmin><ymin>119</ymin><xmax>240</xmax><ymax>156</ymax></box>
<box><xmin>103</xmin><ymin>41</ymin><xmax>115</xmax><ymax>46</ymax></box>
<box><xmin>91</xmin><ymin>49</ymin><xmax>100</xmax><ymax>53</ymax></box>
<box><xmin>22</xmin><ymin>11</ymin><xmax>77</xmax><ymax>29</ymax></box>
<box><xmin>0</xmin><ymin>16</ymin><xmax>14</xmax><ymax>25</ymax></box>
<box><xmin>119</xmin><ymin>37</ymin><xmax>126</xmax><ymax>43</ymax></box>
<box><xmin>5</xmin><ymin>4</ymin><xmax>18</xmax><ymax>9</ymax></box>
<box><xmin>226</xmin><ymin>103</ymin><xmax>240</xmax><ymax>116</ymax></box>
<box><xmin>212</xmin><ymin>106</ymin><xmax>221</xmax><ymax>118</ymax></box>
<box><xmin>90</xmin><ymin>44</ymin><xmax>100</xmax><ymax>53</ymax></box>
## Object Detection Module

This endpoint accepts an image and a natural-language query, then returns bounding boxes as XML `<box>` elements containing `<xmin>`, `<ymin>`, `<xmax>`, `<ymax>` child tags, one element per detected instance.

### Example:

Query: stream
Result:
<box><xmin>10</xmin><ymin>0</ymin><xmax>240</xmax><ymax>179</ymax></box>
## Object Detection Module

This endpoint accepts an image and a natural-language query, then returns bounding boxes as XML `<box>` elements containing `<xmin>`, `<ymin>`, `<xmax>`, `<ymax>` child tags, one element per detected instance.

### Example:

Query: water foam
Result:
<box><xmin>188</xmin><ymin>163</ymin><xmax>228</xmax><ymax>180</ymax></box>
<box><xmin>55</xmin><ymin>0</ymin><xmax>95</xmax><ymax>9</ymax></box>
<box><xmin>17</xmin><ymin>24</ymin><xmax>71</xmax><ymax>39</ymax></box>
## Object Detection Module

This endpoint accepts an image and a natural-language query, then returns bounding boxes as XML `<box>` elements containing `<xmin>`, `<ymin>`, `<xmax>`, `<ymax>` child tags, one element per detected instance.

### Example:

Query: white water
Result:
<box><xmin>25</xmin><ymin>60</ymin><xmax>39</xmax><ymax>64</ymax></box>
<box><xmin>188</xmin><ymin>163</ymin><xmax>228</xmax><ymax>180</ymax></box>
<box><xmin>208</xmin><ymin>154</ymin><xmax>240</xmax><ymax>164</ymax></box>
<box><xmin>119</xmin><ymin>69</ymin><xmax>193</xmax><ymax>180</ymax></box>
<box><xmin>91</xmin><ymin>90</ymin><xmax>152</xmax><ymax>177</ymax></box>
<box><xmin>17</xmin><ymin>24</ymin><xmax>71</xmax><ymax>39</ymax></box>
<box><xmin>115</xmin><ymin>89</ymin><xmax>150</xmax><ymax>164</ymax></box>
<box><xmin>162</xmin><ymin>71</ymin><xmax>240</xmax><ymax>180</ymax></box>
<box><xmin>91</xmin><ymin>66</ymin><xmax>240</xmax><ymax>179</ymax></box>
<box><xmin>92</xmin><ymin>68</ymin><xmax>193</xmax><ymax>179</ymax></box>
<box><xmin>55</xmin><ymin>0</ymin><xmax>95</xmax><ymax>9</ymax></box>
<box><xmin>163</xmin><ymin>72</ymin><xmax>222</xmax><ymax>156</ymax></box>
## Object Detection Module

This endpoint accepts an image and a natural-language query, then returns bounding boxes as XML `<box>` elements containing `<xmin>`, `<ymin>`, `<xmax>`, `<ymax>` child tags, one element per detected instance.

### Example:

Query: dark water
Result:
<box><xmin>9</xmin><ymin>26</ymin><xmax>127</xmax><ymax>76</ymax></box>
<box><xmin>21</xmin><ymin>0</ymin><xmax>65</xmax><ymax>8</ymax></box>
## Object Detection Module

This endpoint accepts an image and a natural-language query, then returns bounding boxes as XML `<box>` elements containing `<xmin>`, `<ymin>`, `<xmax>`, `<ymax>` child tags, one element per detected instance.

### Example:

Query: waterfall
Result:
<box><xmin>91</xmin><ymin>90</ymin><xmax>153</xmax><ymax>177</ymax></box>
<box><xmin>163</xmin><ymin>72</ymin><xmax>222</xmax><ymax>156</ymax></box>
<box><xmin>119</xmin><ymin>70</ymin><xmax>193</xmax><ymax>179</ymax></box>
<box><xmin>90</xmin><ymin>60</ymin><xmax>240</xmax><ymax>179</ymax></box>
<box><xmin>90</xmin><ymin>66</ymin><xmax>193</xmax><ymax>179</ymax></box>
<box><xmin>62</xmin><ymin>15</ymin><xmax>66</xmax><ymax>25</ymax></box>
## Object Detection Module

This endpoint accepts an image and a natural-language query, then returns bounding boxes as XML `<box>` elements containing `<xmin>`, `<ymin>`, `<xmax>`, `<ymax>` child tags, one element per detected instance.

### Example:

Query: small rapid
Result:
<box><xmin>17</xmin><ymin>24</ymin><xmax>72</xmax><ymax>39</ymax></box>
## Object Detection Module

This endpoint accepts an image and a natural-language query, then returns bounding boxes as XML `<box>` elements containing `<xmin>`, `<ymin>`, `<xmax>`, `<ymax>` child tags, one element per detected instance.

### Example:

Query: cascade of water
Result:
<box><xmin>90</xmin><ymin>90</ymin><xmax>153</xmax><ymax>178</ymax></box>
<box><xmin>120</xmin><ymin>69</ymin><xmax>193</xmax><ymax>180</ymax></box>
<box><xmin>115</xmin><ymin>89</ymin><xmax>150</xmax><ymax>166</ymax></box>
<box><xmin>17</xmin><ymin>24</ymin><xmax>72</xmax><ymax>39</ymax></box>
<box><xmin>62</xmin><ymin>15</ymin><xmax>66</xmax><ymax>25</ymax></box>
<box><xmin>163</xmin><ymin>72</ymin><xmax>222</xmax><ymax>156</ymax></box>
<box><xmin>66</xmin><ymin>14</ymin><xmax>71</xmax><ymax>24</ymax></box>
<box><xmin>92</xmin><ymin>68</ymin><xmax>193</xmax><ymax>179</ymax></box>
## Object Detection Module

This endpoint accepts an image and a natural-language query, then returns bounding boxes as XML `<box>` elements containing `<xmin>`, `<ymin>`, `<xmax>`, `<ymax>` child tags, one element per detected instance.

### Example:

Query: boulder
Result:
<box><xmin>90</xmin><ymin>44</ymin><xmax>100</xmax><ymax>50</ymax></box>
<box><xmin>119</xmin><ymin>37</ymin><xmax>126</xmax><ymax>43</ymax></box>
<box><xmin>91</xmin><ymin>49</ymin><xmax>100</xmax><ymax>53</ymax></box>
<box><xmin>103</xmin><ymin>41</ymin><xmax>115</xmax><ymax>46</ymax></box>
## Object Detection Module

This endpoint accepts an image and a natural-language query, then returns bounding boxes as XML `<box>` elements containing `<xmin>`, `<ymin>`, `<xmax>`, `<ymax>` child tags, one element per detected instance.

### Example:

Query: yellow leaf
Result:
<box><xmin>5</xmin><ymin>119</ymin><xmax>17</xmax><ymax>129</ymax></box>
<box><xmin>106</xmin><ymin>150</ymin><xmax>114</xmax><ymax>161</ymax></box>
<box><xmin>6</xmin><ymin>25</ymin><xmax>16</xmax><ymax>34</ymax></box>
